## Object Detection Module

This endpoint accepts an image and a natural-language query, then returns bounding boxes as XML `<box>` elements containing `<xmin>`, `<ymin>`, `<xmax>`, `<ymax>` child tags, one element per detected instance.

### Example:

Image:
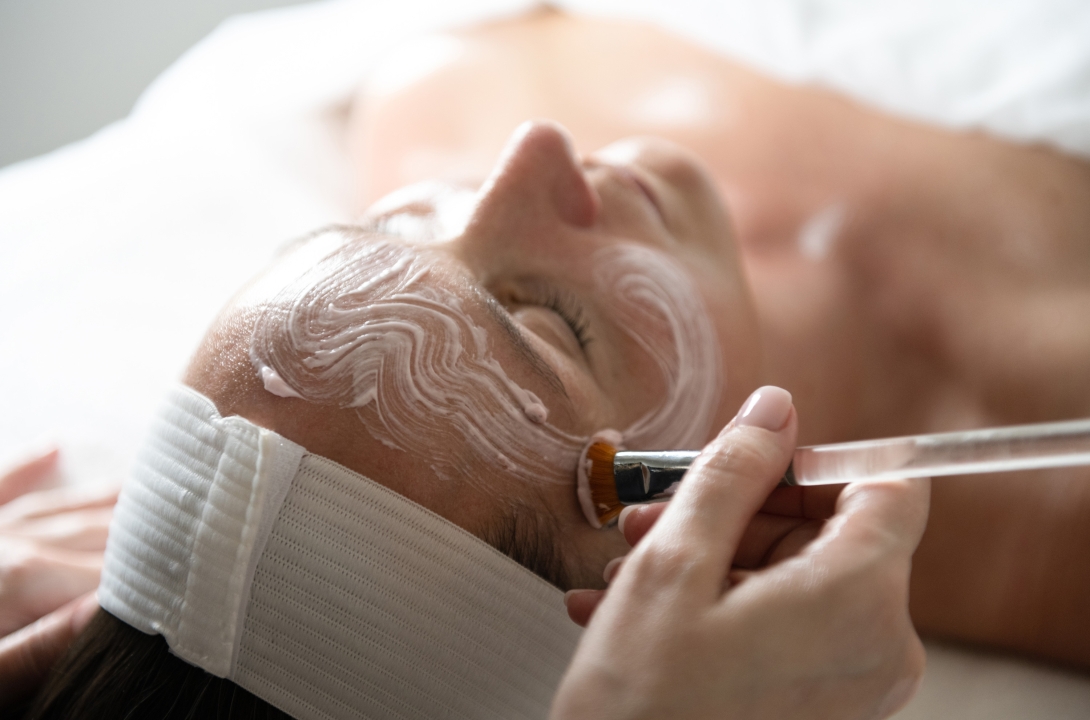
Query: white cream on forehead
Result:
<box><xmin>251</xmin><ymin>236</ymin><xmax>580</xmax><ymax>486</ymax></box>
<box><xmin>249</xmin><ymin>231</ymin><xmax>722</xmax><ymax>493</ymax></box>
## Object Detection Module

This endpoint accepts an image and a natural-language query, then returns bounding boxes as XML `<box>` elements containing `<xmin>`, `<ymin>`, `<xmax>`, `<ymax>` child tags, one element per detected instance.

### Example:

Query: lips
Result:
<box><xmin>624</xmin><ymin>168</ymin><xmax>663</xmax><ymax>221</ymax></box>
<box><xmin>587</xmin><ymin>160</ymin><xmax>665</xmax><ymax>224</ymax></box>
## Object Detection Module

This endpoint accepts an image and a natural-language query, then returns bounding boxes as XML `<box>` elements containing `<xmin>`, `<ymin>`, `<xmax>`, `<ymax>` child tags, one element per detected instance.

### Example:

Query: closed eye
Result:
<box><xmin>490</xmin><ymin>277</ymin><xmax>597</xmax><ymax>350</ymax></box>
<box><xmin>492</xmin><ymin>279</ymin><xmax>593</xmax><ymax>351</ymax></box>
<box><xmin>533</xmin><ymin>287</ymin><xmax>592</xmax><ymax>350</ymax></box>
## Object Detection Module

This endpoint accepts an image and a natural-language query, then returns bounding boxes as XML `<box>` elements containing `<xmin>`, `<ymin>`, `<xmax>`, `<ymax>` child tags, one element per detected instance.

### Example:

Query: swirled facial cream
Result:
<box><xmin>251</xmin><ymin>231</ymin><xmax>583</xmax><ymax>487</ymax></box>
<box><xmin>249</xmin><ymin>227</ymin><xmax>721</xmax><ymax>510</ymax></box>
<box><xmin>594</xmin><ymin>243</ymin><xmax>722</xmax><ymax>451</ymax></box>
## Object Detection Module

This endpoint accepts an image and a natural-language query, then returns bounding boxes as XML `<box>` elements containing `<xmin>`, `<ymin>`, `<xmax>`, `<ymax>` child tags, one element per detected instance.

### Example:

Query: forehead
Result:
<box><xmin>275</xmin><ymin>230</ymin><xmax>569</xmax><ymax>400</ymax></box>
<box><xmin>249</xmin><ymin>228</ymin><xmax>584</xmax><ymax>488</ymax></box>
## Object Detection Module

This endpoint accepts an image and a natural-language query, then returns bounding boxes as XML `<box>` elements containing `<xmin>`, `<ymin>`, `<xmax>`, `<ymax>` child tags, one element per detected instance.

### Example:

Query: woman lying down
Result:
<box><xmin>19</xmin><ymin>120</ymin><xmax>930</xmax><ymax>720</ymax></box>
<box><xmin>14</xmin><ymin>7</ymin><xmax>1090</xmax><ymax>720</ymax></box>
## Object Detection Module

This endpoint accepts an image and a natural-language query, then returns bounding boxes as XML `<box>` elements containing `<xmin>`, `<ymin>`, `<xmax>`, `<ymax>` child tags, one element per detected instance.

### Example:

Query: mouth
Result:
<box><xmin>588</xmin><ymin>160</ymin><xmax>665</xmax><ymax>224</ymax></box>
<box><xmin>624</xmin><ymin>168</ymin><xmax>663</xmax><ymax>221</ymax></box>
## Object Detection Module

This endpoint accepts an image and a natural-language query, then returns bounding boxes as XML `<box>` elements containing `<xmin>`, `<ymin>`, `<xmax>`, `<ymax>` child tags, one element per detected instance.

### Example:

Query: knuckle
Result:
<box><xmin>0</xmin><ymin>551</ymin><xmax>42</xmax><ymax>620</ymax></box>
<box><xmin>628</xmin><ymin>539</ymin><xmax>707</xmax><ymax>588</ymax></box>
<box><xmin>823</xmin><ymin>561</ymin><xmax>912</xmax><ymax>641</ymax></box>
<box><xmin>842</xmin><ymin>481</ymin><xmax>929</xmax><ymax>544</ymax></box>
<box><xmin>845</xmin><ymin>568</ymin><xmax>906</xmax><ymax>620</ymax></box>
<box><xmin>699</xmin><ymin>431</ymin><xmax>784</xmax><ymax>483</ymax></box>
<box><xmin>903</xmin><ymin>634</ymin><xmax>926</xmax><ymax>681</ymax></box>
<box><xmin>0</xmin><ymin>543</ymin><xmax>39</xmax><ymax>585</ymax></box>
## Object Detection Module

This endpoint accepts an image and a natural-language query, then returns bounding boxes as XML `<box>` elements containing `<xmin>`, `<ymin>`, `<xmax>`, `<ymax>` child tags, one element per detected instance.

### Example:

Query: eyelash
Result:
<box><xmin>536</xmin><ymin>287</ymin><xmax>593</xmax><ymax>350</ymax></box>
<box><xmin>501</xmin><ymin>282</ymin><xmax>592</xmax><ymax>350</ymax></box>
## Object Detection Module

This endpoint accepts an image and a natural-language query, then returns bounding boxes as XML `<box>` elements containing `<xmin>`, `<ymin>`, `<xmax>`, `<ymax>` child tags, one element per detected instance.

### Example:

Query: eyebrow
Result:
<box><xmin>477</xmin><ymin>291</ymin><xmax>571</xmax><ymax>403</ymax></box>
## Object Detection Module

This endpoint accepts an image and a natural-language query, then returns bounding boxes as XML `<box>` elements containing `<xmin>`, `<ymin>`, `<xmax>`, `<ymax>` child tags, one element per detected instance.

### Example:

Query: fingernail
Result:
<box><xmin>564</xmin><ymin>589</ymin><xmax>594</xmax><ymax>608</ymax></box>
<box><xmin>735</xmin><ymin>386</ymin><xmax>793</xmax><ymax>431</ymax></box>
<box><xmin>602</xmin><ymin>557</ymin><xmax>625</xmax><ymax>584</ymax></box>
<box><xmin>617</xmin><ymin>506</ymin><xmax>637</xmax><ymax>536</ymax></box>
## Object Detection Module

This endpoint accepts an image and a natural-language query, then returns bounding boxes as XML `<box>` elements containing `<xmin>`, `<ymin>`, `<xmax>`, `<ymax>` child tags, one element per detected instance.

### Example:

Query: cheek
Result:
<box><xmin>251</xmin><ymin>236</ymin><xmax>589</xmax><ymax>495</ymax></box>
<box><xmin>549</xmin><ymin>485</ymin><xmax>632</xmax><ymax>589</ymax></box>
<box><xmin>592</xmin><ymin>244</ymin><xmax>725</xmax><ymax>451</ymax></box>
<box><xmin>590</xmin><ymin>322</ymin><xmax>671</xmax><ymax>427</ymax></box>
<box><xmin>491</xmin><ymin>329</ymin><xmax>603</xmax><ymax>437</ymax></box>
<box><xmin>698</xmin><ymin>268</ymin><xmax>762</xmax><ymax>430</ymax></box>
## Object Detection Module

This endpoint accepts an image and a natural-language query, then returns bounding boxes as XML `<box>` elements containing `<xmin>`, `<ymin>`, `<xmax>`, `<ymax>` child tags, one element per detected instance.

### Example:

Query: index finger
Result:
<box><xmin>0</xmin><ymin>449</ymin><xmax>60</xmax><ymax>506</ymax></box>
<box><xmin>632</xmin><ymin>387</ymin><xmax>798</xmax><ymax>598</ymax></box>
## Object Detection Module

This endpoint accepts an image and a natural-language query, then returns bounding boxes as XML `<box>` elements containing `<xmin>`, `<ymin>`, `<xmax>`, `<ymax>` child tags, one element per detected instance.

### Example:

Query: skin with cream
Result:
<box><xmin>192</xmin><ymin>120</ymin><xmax>757</xmax><ymax>589</ymax></box>
<box><xmin>179</xmin><ymin>6</ymin><xmax>1090</xmax><ymax>658</ymax></box>
<box><xmin>249</xmin><ymin>230</ymin><xmax>722</xmax><ymax>505</ymax></box>
<box><xmin>251</xmin><ymin>234</ymin><xmax>586</xmax><ymax>487</ymax></box>
<box><xmin>593</xmin><ymin>242</ymin><xmax>721</xmax><ymax>451</ymax></box>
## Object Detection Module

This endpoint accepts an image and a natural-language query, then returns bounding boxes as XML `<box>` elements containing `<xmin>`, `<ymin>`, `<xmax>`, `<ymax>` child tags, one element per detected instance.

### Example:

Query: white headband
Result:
<box><xmin>100</xmin><ymin>385</ymin><xmax>580</xmax><ymax>719</ymax></box>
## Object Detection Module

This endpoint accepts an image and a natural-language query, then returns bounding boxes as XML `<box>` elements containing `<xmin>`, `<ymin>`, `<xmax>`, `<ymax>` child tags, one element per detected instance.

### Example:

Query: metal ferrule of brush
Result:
<box><xmin>613</xmin><ymin>451</ymin><xmax>700</xmax><ymax>504</ymax></box>
<box><xmin>614</xmin><ymin>450</ymin><xmax>800</xmax><ymax>504</ymax></box>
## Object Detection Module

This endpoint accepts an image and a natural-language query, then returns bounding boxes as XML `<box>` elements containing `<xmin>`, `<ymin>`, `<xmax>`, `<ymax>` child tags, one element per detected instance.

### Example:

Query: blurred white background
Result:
<box><xmin>0</xmin><ymin>0</ymin><xmax>315</xmax><ymax>169</ymax></box>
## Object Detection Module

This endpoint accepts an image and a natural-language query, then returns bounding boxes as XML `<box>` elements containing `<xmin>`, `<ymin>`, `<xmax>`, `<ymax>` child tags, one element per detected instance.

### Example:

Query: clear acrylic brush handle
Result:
<box><xmin>791</xmin><ymin>418</ymin><xmax>1090</xmax><ymax>486</ymax></box>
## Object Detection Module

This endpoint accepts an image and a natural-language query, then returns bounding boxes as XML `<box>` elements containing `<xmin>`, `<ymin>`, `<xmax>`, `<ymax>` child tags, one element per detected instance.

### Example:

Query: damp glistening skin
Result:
<box><xmin>249</xmin><ymin>218</ymin><xmax>722</xmax><ymax>525</ymax></box>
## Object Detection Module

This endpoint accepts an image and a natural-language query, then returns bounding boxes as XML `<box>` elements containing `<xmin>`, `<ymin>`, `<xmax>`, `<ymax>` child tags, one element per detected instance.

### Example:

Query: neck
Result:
<box><xmin>745</xmin><ymin>139</ymin><xmax>1090</xmax><ymax>445</ymax></box>
<box><xmin>744</xmin><ymin>249</ymin><xmax>932</xmax><ymax>445</ymax></box>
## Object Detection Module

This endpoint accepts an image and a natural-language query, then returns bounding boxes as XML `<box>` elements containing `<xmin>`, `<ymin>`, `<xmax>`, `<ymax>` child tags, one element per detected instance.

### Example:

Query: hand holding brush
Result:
<box><xmin>552</xmin><ymin>387</ymin><xmax>929</xmax><ymax>720</ymax></box>
<box><xmin>579</xmin><ymin>388</ymin><xmax>1090</xmax><ymax>528</ymax></box>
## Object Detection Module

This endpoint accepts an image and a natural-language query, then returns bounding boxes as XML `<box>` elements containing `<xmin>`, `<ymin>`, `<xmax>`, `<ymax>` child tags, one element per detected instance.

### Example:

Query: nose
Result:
<box><xmin>471</xmin><ymin>120</ymin><xmax>600</xmax><ymax>232</ymax></box>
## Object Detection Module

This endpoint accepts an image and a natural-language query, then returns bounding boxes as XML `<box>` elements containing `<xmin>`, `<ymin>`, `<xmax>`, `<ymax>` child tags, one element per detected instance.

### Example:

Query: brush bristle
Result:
<box><xmin>586</xmin><ymin>441</ymin><xmax>622</xmax><ymax>526</ymax></box>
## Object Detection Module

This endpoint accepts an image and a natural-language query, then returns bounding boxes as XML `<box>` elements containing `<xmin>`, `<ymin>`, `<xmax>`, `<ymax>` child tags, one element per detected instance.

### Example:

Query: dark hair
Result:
<box><xmin>484</xmin><ymin>486</ymin><xmax>572</xmax><ymax>591</ymax></box>
<box><xmin>22</xmin><ymin>520</ymin><xmax>567</xmax><ymax>720</ymax></box>
<box><xmin>23</xmin><ymin>609</ymin><xmax>292</xmax><ymax>720</ymax></box>
<box><xmin>19</xmin><ymin>493</ymin><xmax>568</xmax><ymax>719</ymax></box>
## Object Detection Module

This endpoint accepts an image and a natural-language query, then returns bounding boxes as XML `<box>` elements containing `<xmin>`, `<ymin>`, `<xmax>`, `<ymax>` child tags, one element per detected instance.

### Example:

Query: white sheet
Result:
<box><xmin>1</xmin><ymin>0</ymin><xmax>1088</xmax><ymax>715</ymax></box>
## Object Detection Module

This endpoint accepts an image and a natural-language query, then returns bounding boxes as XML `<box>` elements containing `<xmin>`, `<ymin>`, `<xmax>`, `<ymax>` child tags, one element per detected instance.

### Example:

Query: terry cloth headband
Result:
<box><xmin>99</xmin><ymin>385</ymin><xmax>580</xmax><ymax>720</ymax></box>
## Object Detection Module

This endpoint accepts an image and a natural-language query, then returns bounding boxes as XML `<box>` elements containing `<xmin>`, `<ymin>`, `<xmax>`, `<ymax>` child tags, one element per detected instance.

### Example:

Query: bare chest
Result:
<box><xmin>350</xmin><ymin>11</ymin><xmax>1090</xmax><ymax>433</ymax></box>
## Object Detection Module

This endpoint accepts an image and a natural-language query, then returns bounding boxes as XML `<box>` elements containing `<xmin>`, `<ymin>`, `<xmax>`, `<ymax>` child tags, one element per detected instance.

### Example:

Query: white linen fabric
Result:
<box><xmin>100</xmin><ymin>385</ymin><xmax>579</xmax><ymax>720</ymax></box>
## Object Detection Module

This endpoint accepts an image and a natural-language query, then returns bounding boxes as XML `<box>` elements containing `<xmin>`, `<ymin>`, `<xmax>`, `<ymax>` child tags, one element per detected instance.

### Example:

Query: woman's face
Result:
<box><xmin>239</xmin><ymin>121</ymin><xmax>760</xmax><ymax>589</ymax></box>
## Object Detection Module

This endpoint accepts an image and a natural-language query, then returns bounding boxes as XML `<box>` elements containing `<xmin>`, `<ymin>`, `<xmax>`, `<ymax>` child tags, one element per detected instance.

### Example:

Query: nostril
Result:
<box><xmin>492</xmin><ymin>120</ymin><xmax>600</xmax><ymax>228</ymax></box>
<box><xmin>552</xmin><ymin>166</ymin><xmax>600</xmax><ymax>228</ymax></box>
<box><xmin>522</xmin><ymin>121</ymin><xmax>599</xmax><ymax>228</ymax></box>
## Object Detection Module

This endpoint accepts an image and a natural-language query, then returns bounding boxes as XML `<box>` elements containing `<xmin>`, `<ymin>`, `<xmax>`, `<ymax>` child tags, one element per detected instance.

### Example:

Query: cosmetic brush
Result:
<box><xmin>578</xmin><ymin>417</ymin><xmax>1090</xmax><ymax>528</ymax></box>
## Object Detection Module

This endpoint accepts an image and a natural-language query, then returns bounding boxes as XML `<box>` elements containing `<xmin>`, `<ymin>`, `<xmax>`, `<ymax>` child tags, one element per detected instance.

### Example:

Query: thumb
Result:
<box><xmin>633</xmin><ymin>387</ymin><xmax>797</xmax><ymax>599</ymax></box>
<box><xmin>0</xmin><ymin>591</ymin><xmax>98</xmax><ymax>708</ymax></box>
